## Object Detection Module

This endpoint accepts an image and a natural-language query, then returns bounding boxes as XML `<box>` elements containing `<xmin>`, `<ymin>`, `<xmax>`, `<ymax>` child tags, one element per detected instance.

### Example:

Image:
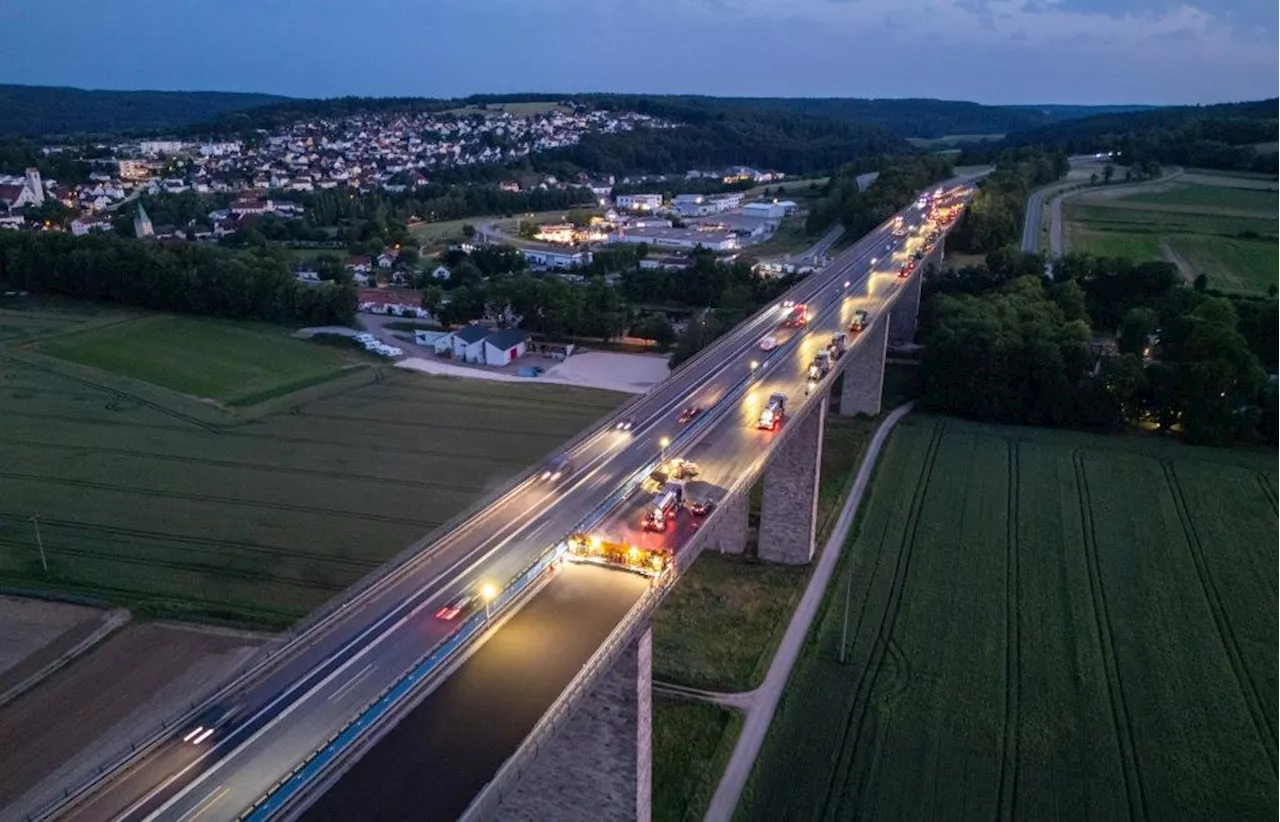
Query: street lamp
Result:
<box><xmin>659</xmin><ymin>436</ymin><xmax>670</xmax><ymax>463</ymax></box>
<box><xmin>749</xmin><ymin>360</ymin><xmax>759</xmax><ymax>376</ymax></box>
<box><xmin>480</xmin><ymin>582</ymin><xmax>498</xmax><ymax>619</ymax></box>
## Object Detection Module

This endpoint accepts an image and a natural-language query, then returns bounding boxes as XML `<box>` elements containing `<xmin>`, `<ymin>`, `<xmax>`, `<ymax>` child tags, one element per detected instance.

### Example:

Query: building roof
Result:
<box><xmin>453</xmin><ymin>325</ymin><xmax>492</xmax><ymax>344</ymax></box>
<box><xmin>484</xmin><ymin>329</ymin><xmax>528</xmax><ymax>350</ymax></box>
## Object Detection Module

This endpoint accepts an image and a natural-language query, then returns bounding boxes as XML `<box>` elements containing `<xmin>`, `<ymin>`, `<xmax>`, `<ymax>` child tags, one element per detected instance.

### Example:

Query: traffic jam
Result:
<box><xmin>437</xmin><ymin>186</ymin><xmax>967</xmax><ymax>606</ymax></box>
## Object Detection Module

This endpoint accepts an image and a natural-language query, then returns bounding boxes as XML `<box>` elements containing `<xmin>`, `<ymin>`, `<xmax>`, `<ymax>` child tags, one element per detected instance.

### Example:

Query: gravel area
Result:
<box><xmin>0</xmin><ymin>623</ymin><xmax>268</xmax><ymax>821</ymax></box>
<box><xmin>0</xmin><ymin>596</ymin><xmax>101</xmax><ymax>679</ymax></box>
<box><xmin>398</xmin><ymin>350</ymin><xmax>670</xmax><ymax>394</ymax></box>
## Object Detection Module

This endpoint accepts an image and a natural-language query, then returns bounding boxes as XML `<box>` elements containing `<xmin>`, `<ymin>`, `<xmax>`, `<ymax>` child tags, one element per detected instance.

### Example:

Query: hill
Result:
<box><xmin>984</xmin><ymin>99</ymin><xmax>1279</xmax><ymax>172</ymax></box>
<box><xmin>0</xmin><ymin>84</ymin><xmax>288</xmax><ymax>137</ymax></box>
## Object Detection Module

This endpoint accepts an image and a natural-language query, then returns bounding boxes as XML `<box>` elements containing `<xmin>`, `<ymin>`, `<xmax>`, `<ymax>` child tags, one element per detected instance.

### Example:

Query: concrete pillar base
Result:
<box><xmin>757</xmin><ymin>394</ymin><xmax>826</xmax><ymax>565</ymax></box>
<box><xmin>697</xmin><ymin>489</ymin><xmax>748</xmax><ymax>556</ymax></box>
<box><xmin>493</xmin><ymin>627</ymin><xmax>652</xmax><ymax>822</ymax></box>
<box><xmin>889</xmin><ymin>272</ymin><xmax>922</xmax><ymax>347</ymax></box>
<box><xmin>839</xmin><ymin>315</ymin><xmax>890</xmax><ymax>418</ymax></box>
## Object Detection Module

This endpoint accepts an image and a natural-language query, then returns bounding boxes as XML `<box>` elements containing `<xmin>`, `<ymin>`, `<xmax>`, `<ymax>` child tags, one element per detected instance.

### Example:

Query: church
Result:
<box><xmin>0</xmin><ymin>168</ymin><xmax>46</xmax><ymax>213</ymax></box>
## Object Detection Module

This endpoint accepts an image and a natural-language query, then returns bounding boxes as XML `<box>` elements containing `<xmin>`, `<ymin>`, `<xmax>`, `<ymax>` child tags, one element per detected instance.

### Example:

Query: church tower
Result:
<box><xmin>134</xmin><ymin>203</ymin><xmax>154</xmax><ymax>238</ymax></box>
<box><xmin>24</xmin><ymin>168</ymin><xmax>44</xmax><ymax>206</ymax></box>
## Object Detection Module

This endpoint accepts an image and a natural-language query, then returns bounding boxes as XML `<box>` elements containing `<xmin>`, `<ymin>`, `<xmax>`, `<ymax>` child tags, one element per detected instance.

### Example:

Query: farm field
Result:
<box><xmin>740</xmin><ymin>415</ymin><xmax>1277</xmax><ymax>822</ymax></box>
<box><xmin>0</xmin><ymin>302</ymin><xmax>624</xmax><ymax>627</ymax></box>
<box><xmin>653</xmin><ymin>698</ymin><xmax>742</xmax><ymax>822</ymax></box>
<box><xmin>37</xmin><ymin>314</ymin><xmax>350</xmax><ymax>405</ymax></box>
<box><xmin>1063</xmin><ymin>181</ymin><xmax>1278</xmax><ymax>295</ymax></box>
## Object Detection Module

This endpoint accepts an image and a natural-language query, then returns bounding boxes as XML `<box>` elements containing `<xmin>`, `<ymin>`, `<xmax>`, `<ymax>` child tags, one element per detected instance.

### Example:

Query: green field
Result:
<box><xmin>38</xmin><ymin>315</ymin><xmax>350</xmax><ymax>405</ymax></box>
<box><xmin>653</xmin><ymin>698</ymin><xmax>742</xmax><ymax>822</ymax></box>
<box><xmin>906</xmin><ymin>133</ymin><xmax>1005</xmax><ymax>148</ymax></box>
<box><xmin>1063</xmin><ymin>199</ymin><xmax>1278</xmax><ymax>294</ymax></box>
<box><xmin>740</xmin><ymin>416</ymin><xmax>1277</xmax><ymax>821</ymax></box>
<box><xmin>1118</xmin><ymin>183</ymin><xmax>1277</xmax><ymax>214</ymax></box>
<box><xmin>0</xmin><ymin>302</ymin><xmax>623</xmax><ymax>626</ymax></box>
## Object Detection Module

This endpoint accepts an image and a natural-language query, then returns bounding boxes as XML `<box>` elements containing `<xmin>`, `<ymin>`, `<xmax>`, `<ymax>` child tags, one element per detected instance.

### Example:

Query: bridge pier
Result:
<box><xmin>490</xmin><ymin>626</ymin><xmax>652</xmax><ymax>822</ymax></box>
<box><xmin>696</xmin><ymin>489</ymin><xmax>748</xmax><ymax>556</ymax></box>
<box><xmin>757</xmin><ymin>393</ymin><xmax>826</xmax><ymax>565</ymax></box>
<box><xmin>889</xmin><ymin>271</ymin><xmax>923</xmax><ymax>346</ymax></box>
<box><xmin>839</xmin><ymin>316</ymin><xmax>890</xmax><ymax>418</ymax></box>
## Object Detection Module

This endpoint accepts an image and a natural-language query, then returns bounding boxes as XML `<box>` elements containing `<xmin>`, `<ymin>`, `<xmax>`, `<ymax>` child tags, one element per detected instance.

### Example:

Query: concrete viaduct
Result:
<box><xmin>459</xmin><ymin>244</ymin><xmax>935</xmax><ymax>822</ymax></box>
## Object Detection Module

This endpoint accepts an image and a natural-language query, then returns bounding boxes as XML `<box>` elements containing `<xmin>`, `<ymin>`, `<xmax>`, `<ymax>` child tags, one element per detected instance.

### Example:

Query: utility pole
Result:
<box><xmin>32</xmin><ymin>515</ymin><xmax>48</xmax><ymax>574</ymax></box>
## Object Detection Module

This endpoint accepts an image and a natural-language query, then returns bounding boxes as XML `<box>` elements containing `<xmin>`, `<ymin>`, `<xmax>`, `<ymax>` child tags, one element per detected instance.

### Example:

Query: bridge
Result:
<box><xmin>38</xmin><ymin>178</ymin><xmax>974</xmax><ymax>822</ymax></box>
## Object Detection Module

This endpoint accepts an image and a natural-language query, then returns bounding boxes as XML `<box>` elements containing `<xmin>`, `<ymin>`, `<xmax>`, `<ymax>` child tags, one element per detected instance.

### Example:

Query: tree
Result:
<box><xmin>461</xmin><ymin>223</ymin><xmax>476</xmax><ymax>239</ymax></box>
<box><xmin>1117</xmin><ymin>307</ymin><xmax>1159</xmax><ymax>355</ymax></box>
<box><xmin>1193</xmin><ymin>272</ymin><xmax>1209</xmax><ymax>292</ymax></box>
<box><xmin>632</xmin><ymin>314</ymin><xmax>675</xmax><ymax>348</ymax></box>
<box><xmin>420</xmin><ymin>285</ymin><xmax>445</xmax><ymax>316</ymax></box>
<box><xmin>1090</xmin><ymin>172</ymin><xmax>1099</xmax><ymax>185</ymax></box>
<box><xmin>1102</xmin><ymin>163</ymin><xmax>1115</xmax><ymax>184</ymax></box>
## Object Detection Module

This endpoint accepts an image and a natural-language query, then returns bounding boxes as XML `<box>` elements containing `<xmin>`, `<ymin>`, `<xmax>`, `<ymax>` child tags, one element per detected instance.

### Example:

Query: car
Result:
<box><xmin>540</xmin><ymin>453</ymin><xmax>574</xmax><ymax>481</ymax></box>
<box><xmin>434</xmin><ymin>592</ymin><xmax>477</xmax><ymax>621</ymax></box>
<box><xmin>781</xmin><ymin>299</ymin><xmax>796</xmax><ymax>309</ymax></box>
<box><xmin>884</xmin><ymin>242</ymin><xmax>892</xmax><ymax>252</ymax></box>
<box><xmin>689</xmin><ymin>499</ymin><xmax>717</xmax><ymax>517</ymax></box>
<box><xmin>677</xmin><ymin>406</ymin><xmax>702</xmax><ymax>425</ymax></box>
<box><xmin>614</xmin><ymin>417</ymin><xmax>636</xmax><ymax>431</ymax></box>
<box><xmin>181</xmin><ymin>702</ymin><xmax>245</xmax><ymax>745</ymax></box>
<box><xmin>759</xmin><ymin>335</ymin><xmax>778</xmax><ymax>351</ymax></box>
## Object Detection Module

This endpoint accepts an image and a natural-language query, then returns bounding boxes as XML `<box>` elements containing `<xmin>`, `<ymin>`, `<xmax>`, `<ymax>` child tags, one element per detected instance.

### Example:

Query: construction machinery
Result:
<box><xmin>565</xmin><ymin>533</ymin><xmax>671</xmax><ymax>576</ymax></box>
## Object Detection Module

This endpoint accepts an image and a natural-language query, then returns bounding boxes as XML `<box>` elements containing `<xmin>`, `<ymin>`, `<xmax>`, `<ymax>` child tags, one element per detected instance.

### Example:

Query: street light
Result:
<box><xmin>659</xmin><ymin>436</ymin><xmax>670</xmax><ymax>463</ymax></box>
<box><xmin>749</xmin><ymin>360</ymin><xmax>759</xmax><ymax>374</ymax></box>
<box><xmin>480</xmin><ymin>582</ymin><xmax>498</xmax><ymax>619</ymax></box>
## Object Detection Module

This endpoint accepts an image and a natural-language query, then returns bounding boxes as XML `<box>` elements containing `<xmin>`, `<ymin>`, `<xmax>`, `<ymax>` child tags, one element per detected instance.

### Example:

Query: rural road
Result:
<box><xmin>1047</xmin><ymin>167</ymin><xmax>1185</xmax><ymax>255</ymax></box>
<box><xmin>703</xmin><ymin>401</ymin><xmax>915</xmax><ymax>822</ymax></box>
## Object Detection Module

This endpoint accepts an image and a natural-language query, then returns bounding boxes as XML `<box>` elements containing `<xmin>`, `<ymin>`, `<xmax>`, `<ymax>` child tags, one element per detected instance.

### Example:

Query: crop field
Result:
<box><xmin>0</xmin><ymin>302</ymin><xmax>623</xmax><ymax>627</ymax></box>
<box><xmin>1118</xmin><ymin>183</ymin><xmax>1277</xmax><ymax>214</ymax></box>
<box><xmin>38</xmin><ymin>315</ymin><xmax>350</xmax><ymax>405</ymax></box>
<box><xmin>1063</xmin><ymin>195</ymin><xmax>1277</xmax><ymax>295</ymax></box>
<box><xmin>741</xmin><ymin>416</ymin><xmax>1277</xmax><ymax>822</ymax></box>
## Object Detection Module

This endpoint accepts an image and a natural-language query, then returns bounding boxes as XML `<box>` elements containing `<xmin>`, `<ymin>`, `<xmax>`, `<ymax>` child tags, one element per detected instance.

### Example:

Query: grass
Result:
<box><xmin>37</xmin><ymin>315</ymin><xmax>348</xmax><ymax>405</ymax></box>
<box><xmin>738</xmin><ymin>415</ymin><xmax>1278</xmax><ymax>822</ymax></box>
<box><xmin>408</xmin><ymin>216</ymin><xmax>482</xmax><ymax>245</ymax></box>
<box><xmin>1165</xmin><ymin>234</ymin><xmax>1280</xmax><ymax>294</ymax></box>
<box><xmin>0</xmin><ymin>304</ymin><xmax>624</xmax><ymax>627</ymax></box>
<box><xmin>906</xmin><ymin>133</ymin><xmax>1005</xmax><ymax>148</ymax></box>
<box><xmin>744</xmin><ymin>217</ymin><xmax>821</xmax><ymax>259</ymax></box>
<box><xmin>653</xmin><ymin>698</ymin><xmax>743</xmax><ymax>822</ymax></box>
<box><xmin>1063</xmin><ymin>198</ymin><xmax>1278</xmax><ymax>295</ymax></box>
<box><xmin>1117</xmin><ymin>183</ymin><xmax>1277</xmax><ymax>215</ymax></box>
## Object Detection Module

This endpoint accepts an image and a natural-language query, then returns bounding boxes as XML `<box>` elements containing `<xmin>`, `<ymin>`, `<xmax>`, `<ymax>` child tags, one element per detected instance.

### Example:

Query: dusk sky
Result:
<box><xmin>2</xmin><ymin>0</ymin><xmax>1275</xmax><ymax>104</ymax></box>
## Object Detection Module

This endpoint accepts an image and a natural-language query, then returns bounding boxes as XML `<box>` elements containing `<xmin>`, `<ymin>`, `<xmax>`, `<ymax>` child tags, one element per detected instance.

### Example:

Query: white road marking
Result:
<box><xmin>327</xmin><ymin>664</ymin><xmax>376</xmax><ymax>702</ymax></box>
<box><xmin>174</xmin><ymin>786</ymin><xmax>226</xmax><ymax>822</ymax></box>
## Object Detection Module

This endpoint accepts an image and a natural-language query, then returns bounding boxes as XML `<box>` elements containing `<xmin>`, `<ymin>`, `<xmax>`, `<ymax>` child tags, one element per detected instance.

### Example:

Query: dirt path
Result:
<box><xmin>1050</xmin><ymin>169</ymin><xmax>1184</xmax><ymax>255</ymax></box>
<box><xmin>703</xmin><ymin>402</ymin><xmax>915</xmax><ymax>822</ymax></box>
<box><xmin>1161</xmin><ymin>240</ymin><xmax>1197</xmax><ymax>283</ymax></box>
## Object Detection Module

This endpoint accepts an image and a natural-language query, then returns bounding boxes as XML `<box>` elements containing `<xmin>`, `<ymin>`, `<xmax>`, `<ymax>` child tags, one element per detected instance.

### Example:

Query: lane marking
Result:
<box><xmin>327</xmin><ymin>664</ymin><xmax>376</xmax><ymax>703</ymax></box>
<box><xmin>174</xmin><ymin>786</ymin><xmax>226</xmax><ymax>822</ymax></box>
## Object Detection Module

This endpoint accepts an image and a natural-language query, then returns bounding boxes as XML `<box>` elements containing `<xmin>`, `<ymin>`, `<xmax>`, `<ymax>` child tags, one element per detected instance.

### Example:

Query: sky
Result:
<box><xmin>0</xmin><ymin>0</ymin><xmax>1275</xmax><ymax>105</ymax></box>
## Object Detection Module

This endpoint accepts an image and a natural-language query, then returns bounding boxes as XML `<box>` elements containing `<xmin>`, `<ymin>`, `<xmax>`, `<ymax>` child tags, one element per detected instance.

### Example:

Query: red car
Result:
<box><xmin>677</xmin><ymin>406</ymin><xmax>702</xmax><ymax>425</ymax></box>
<box><xmin>434</xmin><ymin>592</ymin><xmax>477</xmax><ymax>621</ymax></box>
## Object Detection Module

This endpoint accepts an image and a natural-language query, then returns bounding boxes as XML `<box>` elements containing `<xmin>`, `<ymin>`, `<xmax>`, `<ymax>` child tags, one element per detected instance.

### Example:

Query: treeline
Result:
<box><xmin>0</xmin><ymin>231</ymin><xmax>355</xmax><ymax>326</ymax></box>
<box><xmin>807</xmin><ymin>154</ymin><xmax>956</xmax><ymax>235</ymax></box>
<box><xmin>985</xmin><ymin>99</ymin><xmax>1279</xmax><ymax>174</ymax></box>
<box><xmin>920</xmin><ymin>249</ymin><xmax>1276</xmax><ymax>446</ymax></box>
<box><xmin>0</xmin><ymin>84</ymin><xmax>285</xmax><ymax>138</ymax></box>
<box><xmin>0</xmin><ymin>138</ymin><xmax>93</xmax><ymax>183</ymax></box>
<box><xmin>947</xmin><ymin>148</ymin><xmax>1069</xmax><ymax>254</ymax></box>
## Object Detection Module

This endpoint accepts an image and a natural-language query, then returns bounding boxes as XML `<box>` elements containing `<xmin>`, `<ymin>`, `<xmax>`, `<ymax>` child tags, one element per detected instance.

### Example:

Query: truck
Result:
<box><xmin>807</xmin><ymin>349</ymin><xmax>833</xmax><ymax>381</ymax></box>
<box><xmin>781</xmin><ymin>303</ymin><xmax>809</xmax><ymax>328</ymax></box>
<box><xmin>565</xmin><ymin>533</ymin><xmax>671</xmax><ymax>576</ymax></box>
<box><xmin>850</xmin><ymin>309</ymin><xmax>869</xmax><ymax>333</ymax></box>
<box><xmin>828</xmin><ymin>333</ymin><xmax>847</xmax><ymax>360</ymax></box>
<box><xmin>642</xmin><ymin>481</ymin><xmax>685</xmax><ymax>532</ymax></box>
<box><xmin>757</xmin><ymin>393</ymin><xmax>786</xmax><ymax>430</ymax></box>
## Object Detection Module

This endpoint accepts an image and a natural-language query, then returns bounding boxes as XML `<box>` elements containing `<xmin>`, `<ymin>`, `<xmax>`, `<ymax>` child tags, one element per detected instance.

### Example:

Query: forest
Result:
<box><xmin>920</xmin><ymin>248</ymin><xmax>1276</xmax><ymax>446</ymax></box>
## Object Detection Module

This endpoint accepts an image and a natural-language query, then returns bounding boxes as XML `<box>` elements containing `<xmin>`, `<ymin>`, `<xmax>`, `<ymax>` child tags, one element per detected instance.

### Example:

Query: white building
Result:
<box><xmin>139</xmin><ymin>140</ymin><xmax>185</xmax><ymax>156</ymax></box>
<box><xmin>615</xmin><ymin>193</ymin><xmax>663</xmax><ymax>212</ymax></box>
<box><xmin>534</xmin><ymin>223</ymin><xmax>575</xmax><ymax>244</ymax></box>
<box><xmin>743</xmin><ymin>202</ymin><xmax>787</xmax><ymax>223</ymax></box>
<box><xmin>519</xmin><ymin>247</ymin><xmax>592</xmax><ymax>269</ymax></box>
<box><xmin>482</xmin><ymin>329</ymin><xmax>528</xmax><ymax>366</ymax></box>
<box><xmin>609</xmin><ymin>226</ymin><xmax>739</xmax><ymax>252</ymax></box>
<box><xmin>199</xmin><ymin>142</ymin><xmax>243</xmax><ymax>157</ymax></box>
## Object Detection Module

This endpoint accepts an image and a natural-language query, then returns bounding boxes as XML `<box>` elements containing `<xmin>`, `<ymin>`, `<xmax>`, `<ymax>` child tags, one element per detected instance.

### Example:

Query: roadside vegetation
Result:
<box><xmin>652</xmin><ymin>698</ymin><xmax>743</xmax><ymax>822</ymax></box>
<box><xmin>740</xmin><ymin>415</ymin><xmax>1277</xmax><ymax>822</ymax></box>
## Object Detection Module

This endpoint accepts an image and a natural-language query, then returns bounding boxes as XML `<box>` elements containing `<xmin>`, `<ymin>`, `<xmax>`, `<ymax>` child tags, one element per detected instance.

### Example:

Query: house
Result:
<box><xmin>414</xmin><ymin>329</ymin><xmax>448</xmax><ymax>347</ymax></box>
<box><xmin>615</xmin><ymin>193</ymin><xmax>662</xmax><ymax>212</ymax></box>
<box><xmin>431</xmin><ymin>265</ymin><xmax>452</xmax><ymax>281</ymax></box>
<box><xmin>0</xmin><ymin>169</ymin><xmax>44</xmax><ymax>212</ymax></box>
<box><xmin>442</xmin><ymin>325</ymin><xmax>492</xmax><ymax>363</ymax></box>
<box><xmin>346</xmin><ymin>255</ymin><xmax>373</xmax><ymax>274</ymax></box>
<box><xmin>519</xmin><ymin>247</ymin><xmax>592</xmax><ymax>269</ymax></box>
<box><xmin>499</xmin><ymin>180</ymin><xmax>521</xmax><ymax>192</ymax></box>
<box><xmin>377</xmin><ymin>250</ymin><xmax>398</xmax><ymax>269</ymax></box>
<box><xmin>230</xmin><ymin>198</ymin><xmax>272</xmax><ymax>216</ymax></box>
<box><xmin>295</xmin><ymin>267</ymin><xmax>321</xmax><ymax>283</ymax></box>
<box><xmin>70</xmin><ymin>217</ymin><xmax>112</xmax><ymax>236</ymax></box>
<box><xmin>482</xmin><ymin>329</ymin><xmax>528</xmax><ymax>367</ymax></box>
<box><xmin>534</xmin><ymin>223</ymin><xmax>575</xmax><ymax>244</ymax></box>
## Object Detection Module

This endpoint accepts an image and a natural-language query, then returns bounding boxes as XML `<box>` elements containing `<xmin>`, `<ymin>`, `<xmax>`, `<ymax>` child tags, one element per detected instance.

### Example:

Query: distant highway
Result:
<box><xmin>55</xmin><ymin>178</ymin><xmax>975</xmax><ymax>822</ymax></box>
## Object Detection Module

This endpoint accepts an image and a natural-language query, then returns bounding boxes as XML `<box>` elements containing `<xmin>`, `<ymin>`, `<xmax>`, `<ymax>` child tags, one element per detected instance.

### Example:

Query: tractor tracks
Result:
<box><xmin>820</xmin><ymin>419</ymin><xmax>944</xmax><ymax>822</ymax></box>
<box><xmin>1161</xmin><ymin>460</ymin><xmax>1278</xmax><ymax>771</ymax></box>
<box><xmin>1072</xmin><ymin>450</ymin><xmax>1148</xmax><ymax>822</ymax></box>
<box><xmin>997</xmin><ymin>438</ymin><xmax>1022</xmax><ymax>822</ymax></box>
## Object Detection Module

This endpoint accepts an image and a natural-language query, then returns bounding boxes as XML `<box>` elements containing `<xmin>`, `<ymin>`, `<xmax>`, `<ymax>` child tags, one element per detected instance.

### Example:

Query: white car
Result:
<box><xmin>759</xmin><ymin>335</ymin><xmax>778</xmax><ymax>351</ymax></box>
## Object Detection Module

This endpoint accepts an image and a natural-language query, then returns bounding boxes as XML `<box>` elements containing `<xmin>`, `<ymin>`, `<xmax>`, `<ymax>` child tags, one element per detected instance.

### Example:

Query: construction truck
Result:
<box><xmin>757</xmin><ymin>393</ymin><xmax>786</xmax><ymax>430</ymax></box>
<box><xmin>642</xmin><ymin>481</ymin><xmax>685</xmax><ymax>532</ymax></box>
<box><xmin>850</xmin><ymin>309</ymin><xmax>869</xmax><ymax>333</ymax></box>
<box><xmin>828</xmin><ymin>333</ymin><xmax>847</xmax><ymax>360</ymax></box>
<box><xmin>781</xmin><ymin>303</ymin><xmax>809</xmax><ymax>328</ymax></box>
<box><xmin>565</xmin><ymin>532</ymin><xmax>671</xmax><ymax>576</ymax></box>
<box><xmin>807</xmin><ymin>349</ymin><xmax>833</xmax><ymax>381</ymax></box>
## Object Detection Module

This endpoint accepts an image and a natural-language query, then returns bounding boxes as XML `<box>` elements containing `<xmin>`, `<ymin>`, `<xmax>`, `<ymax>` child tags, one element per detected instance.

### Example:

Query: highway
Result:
<box><xmin>57</xmin><ymin>180</ymin><xmax>972</xmax><ymax>822</ymax></box>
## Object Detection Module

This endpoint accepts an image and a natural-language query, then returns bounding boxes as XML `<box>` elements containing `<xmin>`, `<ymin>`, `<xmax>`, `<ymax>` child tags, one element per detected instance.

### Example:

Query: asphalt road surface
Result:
<box><xmin>59</xmin><ymin>181</ymin><xmax>972</xmax><ymax>822</ymax></box>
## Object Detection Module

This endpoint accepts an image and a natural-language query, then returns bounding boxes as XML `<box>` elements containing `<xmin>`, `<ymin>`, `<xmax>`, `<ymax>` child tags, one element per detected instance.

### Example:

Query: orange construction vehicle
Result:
<box><xmin>565</xmin><ymin>533</ymin><xmax>671</xmax><ymax>576</ymax></box>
